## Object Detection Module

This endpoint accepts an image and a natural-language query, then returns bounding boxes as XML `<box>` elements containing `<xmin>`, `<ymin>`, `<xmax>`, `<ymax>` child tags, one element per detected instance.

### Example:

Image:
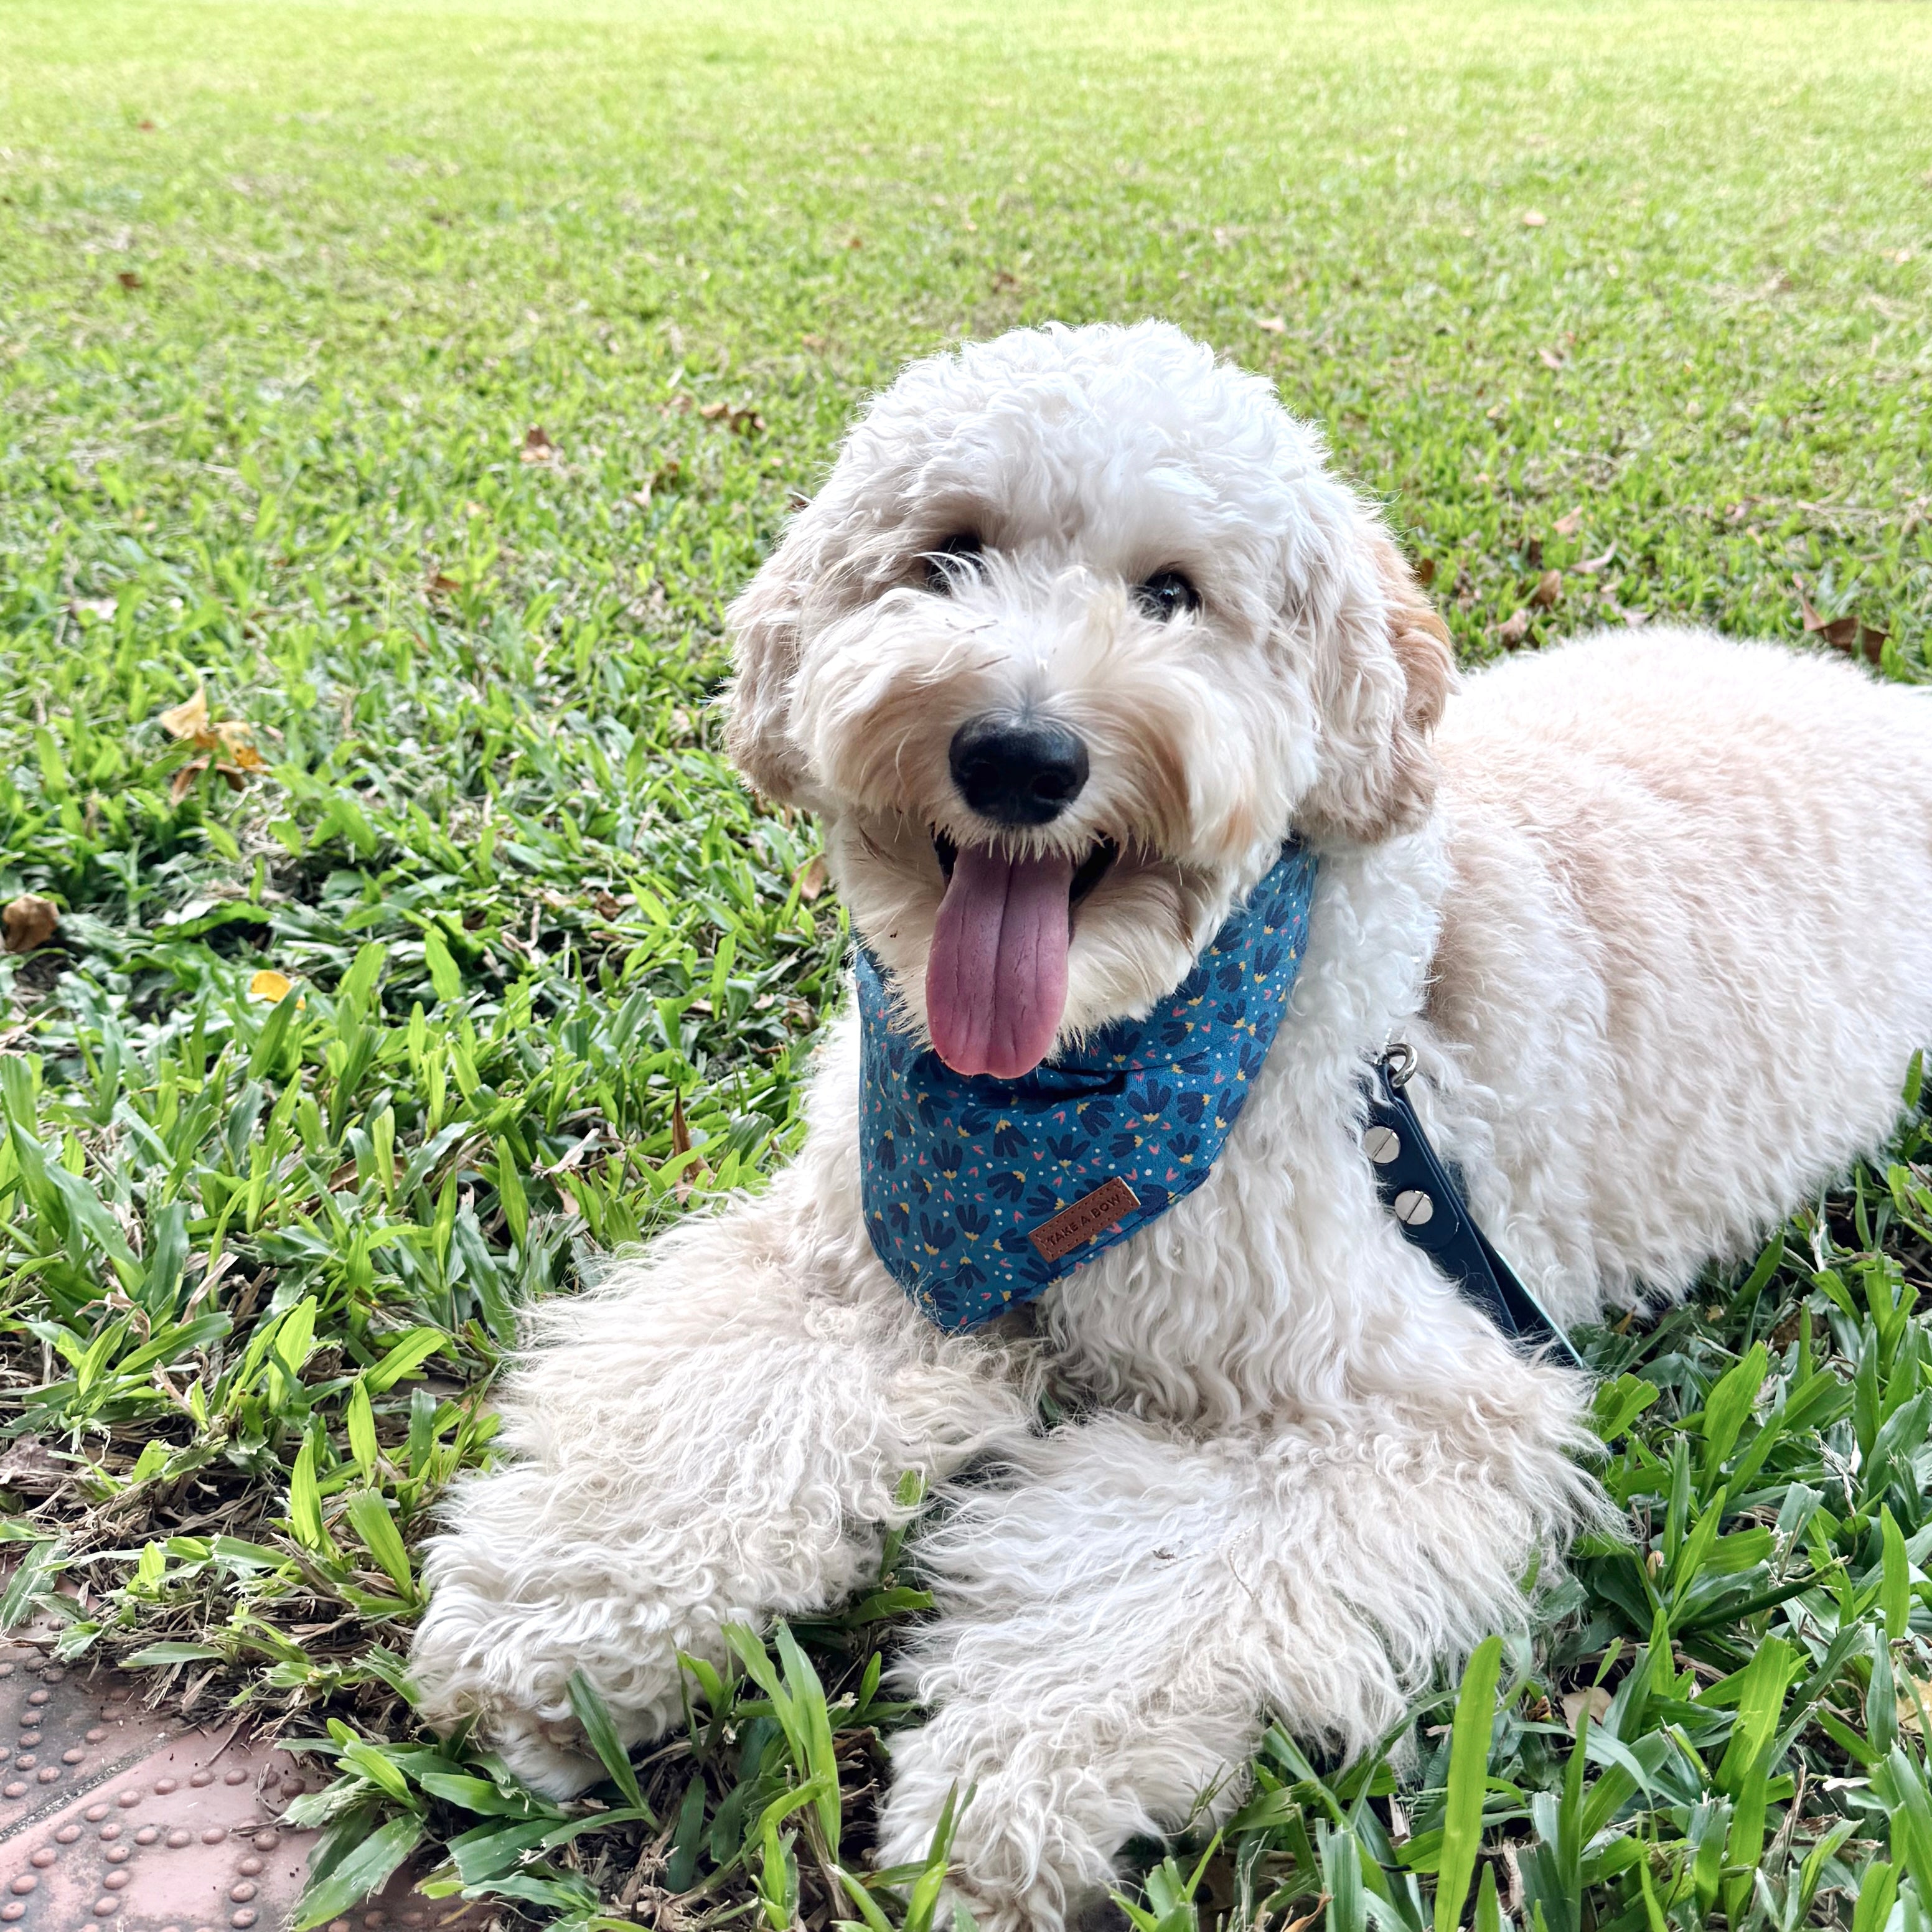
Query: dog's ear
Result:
<box><xmin>1297</xmin><ymin>524</ymin><xmax>1457</xmax><ymax>846</ymax></box>
<box><xmin>723</xmin><ymin>522</ymin><xmax>817</xmax><ymax>805</ymax></box>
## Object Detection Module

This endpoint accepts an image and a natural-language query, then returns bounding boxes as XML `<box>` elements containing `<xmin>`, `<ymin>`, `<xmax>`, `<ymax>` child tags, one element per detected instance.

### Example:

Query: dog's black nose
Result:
<box><xmin>949</xmin><ymin>715</ymin><xmax>1089</xmax><ymax>827</ymax></box>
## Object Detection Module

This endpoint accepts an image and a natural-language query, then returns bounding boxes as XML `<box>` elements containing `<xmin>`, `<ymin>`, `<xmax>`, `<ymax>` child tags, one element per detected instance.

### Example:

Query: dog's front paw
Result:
<box><xmin>408</xmin><ymin>1560</ymin><xmax>682</xmax><ymax>1798</ymax></box>
<box><xmin>485</xmin><ymin>1710</ymin><xmax>606</xmax><ymax>1799</ymax></box>
<box><xmin>876</xmin><ymin>1720</ymin><xmax>1125</xmax><ymax>1932</ymax></box>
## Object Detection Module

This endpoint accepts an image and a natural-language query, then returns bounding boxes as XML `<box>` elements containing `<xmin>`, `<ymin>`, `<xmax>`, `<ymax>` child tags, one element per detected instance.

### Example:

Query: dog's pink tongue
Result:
<box><xmin>927</xmin><ymin>845</ymin><xmax>1074</xmax><ymax>1078</ymax></box>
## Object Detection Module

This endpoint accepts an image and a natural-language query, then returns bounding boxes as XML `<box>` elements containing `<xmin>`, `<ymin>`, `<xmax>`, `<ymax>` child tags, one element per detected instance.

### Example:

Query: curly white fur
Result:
<box><xmin>412</xmin><ymin>321</ymin><xmax>1932</xmax><ymax>1928</ymax></box>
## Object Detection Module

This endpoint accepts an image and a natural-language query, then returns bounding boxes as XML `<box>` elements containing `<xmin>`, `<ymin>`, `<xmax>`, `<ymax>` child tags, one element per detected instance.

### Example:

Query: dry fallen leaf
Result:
<box><xmin>1898</xmin><ymin>1674</ymin><xmax>1932</xmax><ymax>1732</ymax></box>
<box><xmin>159</xmin><ymin>686</ymin><xmax>211</xmax><ymax>740</ymax></box>
<box><xmin>116</xmin><ymin>270</ymin><xmax>144</xmax><ymax>290</ymax></box>
<box><xmin>1554</xmin><ymin>507</ymin><xmax>1584</xmax><ymax>538</ymax></box>
<box><xmin>1561</xmin><ymin>1685</ymin><xmax>1613</xmax><ymax>1728</ymax></box>
<box><xmin>2</xmin><ymin>894</ymin><xmax>59</xmax><ymax>955</ymax></box>
<box><xmin>669</xmin><ymin>1091</ymin><xmax>708</xmax><ymax>1206</ymax></box>
<box><xmin>1257</xmin><ymin>315</ymin><xmax>1287</xmax><ymax>334</ymax></box>
<box><xmin>1532</xmin><ymin>568</ymin><xmax>1563</xmax><ymax>608</ymax></box>
<box><xmin>248</xmin><ymin>968</ymin><xmax>294</xmax><ymax>1003</ymax></box>
<box><xmin>1795</xmin><ymin>576</ymin><xmax>1882</xmax><ymax>662</ymax></box>
<box><xmin>1577</xmin><ymin>546</ymin><xmax>1616</xmax><ymax>574</ymax></box>
<box><xmin>0</xmin><ymin>1436</ymin><xmax>68</xmax><ymax>1495</ymax></box>
<box><xmin>1537</xmin><ymin>347</ymin><xmax>1565</xmax><ymax>370</ymax></box>
<box><xmin>990</xmin><ymin>269</ymin><xmax>1019</xmax><ymax>293</ymax></box>
<box><xmin>1521</xmin><ymin>210</ymin><xmax>1547</xmax><ymax>228</ymax></box>
<box><xmin>800</xmin><ymin>332</ymin><xmax>826</xmax><ymax>350</ymax></box>
<box><xmin>520</xmin><ymin>424</ymin><xmax>556</xmax><ymax>464</ymax></box>
<box><xmin>797</xmin><ymin>855</ymin><xmax>828</xmax><ymax>902</ymax></box>
<box><xmin>698</xmin><ymin>401</ymin><xmax>766</xmax><ymax>434</ymax></box>
<box><xmin>428</xmin><ymin>572</ymin><xmax>461</xmax><ymax>596</ymax></box>
<box><xmin>168</xmin><ymin>757</ymin><xmax>209</xmax><ymax>803</ymax></box>
<box><xmin>1498</xmin><ymin>609</ymin><xmax>1532</xmax><ymax>647</ymax></box>
<box><xmin>845</xmin><ymin>233</ymin><xmax>863</xmax><ymax>250</ymax></box>
<box><xmin>591</xmin><ymin>889</ymin><xmax>622</xmax><ymax>919</ymax></box>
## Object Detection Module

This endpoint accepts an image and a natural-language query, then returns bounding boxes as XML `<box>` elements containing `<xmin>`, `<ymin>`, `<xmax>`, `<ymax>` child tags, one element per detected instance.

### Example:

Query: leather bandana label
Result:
<box><xmin>855</xmin><ymin>838</ymin><xmax>1319</xmax><ymax>1333</ymax></box>
<box><xmin>1028</xmin><ymin>1178</ymin><xmax>1141</xmax><ymax>1263</ymax></box>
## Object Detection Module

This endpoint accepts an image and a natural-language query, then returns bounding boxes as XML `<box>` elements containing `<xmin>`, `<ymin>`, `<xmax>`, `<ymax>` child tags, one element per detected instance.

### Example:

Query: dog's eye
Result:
<box><xmin>1133</xmin><ymin>570</ymin><xmax>1200</xmax><ymax>622</ymax></box>
<box><xmin>925</xmin><ymin>533</ymin><xmax>985</xmax><ymax>594</ymax></box>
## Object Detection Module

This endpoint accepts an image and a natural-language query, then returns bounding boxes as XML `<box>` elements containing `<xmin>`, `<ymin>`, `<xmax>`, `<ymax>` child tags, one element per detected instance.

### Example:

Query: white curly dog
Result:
<box><xmin>412</xmin><ymin>321</ymin><xmax>1932</xmax><ymax>1928</ymax></box>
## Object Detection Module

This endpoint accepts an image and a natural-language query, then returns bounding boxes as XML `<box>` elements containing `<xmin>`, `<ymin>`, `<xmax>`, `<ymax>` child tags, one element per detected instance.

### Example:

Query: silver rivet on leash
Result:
<box><xmin>1362</xmin><ymin>1125</ymin><xmax>1400</xmax><ymax>1165</ymax></box>
<box><xmin>1393</xmin><ymin>1188</ymin><xmax>1434</xmax><ymax>1227</ymax></box>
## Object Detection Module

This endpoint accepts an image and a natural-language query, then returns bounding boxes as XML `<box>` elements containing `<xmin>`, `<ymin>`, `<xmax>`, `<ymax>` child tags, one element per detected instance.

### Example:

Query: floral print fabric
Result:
<box><xmin>856</xmin><ymin>841</ymin><xmax>1320</xmax><ymax>1331</ymax></box>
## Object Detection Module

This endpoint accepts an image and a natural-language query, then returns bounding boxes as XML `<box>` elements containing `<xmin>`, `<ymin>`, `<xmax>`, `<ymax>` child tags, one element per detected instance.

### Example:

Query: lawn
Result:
<box><xmin>2</xmin><ymin>0</ymin><xmax>1931</xmax><ymax>1925</ymax></box>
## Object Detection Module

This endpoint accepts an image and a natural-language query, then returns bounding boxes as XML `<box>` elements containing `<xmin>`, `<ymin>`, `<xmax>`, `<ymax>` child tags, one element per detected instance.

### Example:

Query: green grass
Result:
<box><xmin>2</xmin><ymin>0</ymin><xmax>1931</xmax><ymax>1925</ymax></box>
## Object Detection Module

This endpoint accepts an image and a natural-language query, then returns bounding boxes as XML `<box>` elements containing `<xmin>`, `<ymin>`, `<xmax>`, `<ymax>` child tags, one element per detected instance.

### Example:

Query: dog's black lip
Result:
<box><xmin>930</xmin><ymin>831</ymin><xmax>1117</xmax><ymax>906</ymax></box>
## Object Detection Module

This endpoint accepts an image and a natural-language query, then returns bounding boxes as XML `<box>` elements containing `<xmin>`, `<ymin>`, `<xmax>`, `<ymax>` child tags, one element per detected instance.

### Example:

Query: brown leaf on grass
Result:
<box><xmin>137</xmin><ymin>119</ymin><xmax>156</xmax><ymax>132</ymax></box>
<box><xmin>669</xmin><ymin>1091</ymin><xmax>707</xmax><ymax>1206</ymax></box>
<box><xmin>213</xmin><ymin>724</ymin><xmax>265</xmax><ymax>769</ymax></box>
<box><xmin>1497</xmin><ymin>609</ymin><xmax>1532</xmax><ymax>647</ymax></box>
<box><xmin>797</xmin><ymin>855</ymin><xmax>828</xmax><ymax>902</ymax></box>
<box><xmin>116</xmin><ymin>270</ymin><xmax>144</xmax><ymax>291</ymax></box>
<box><xmin>1576</xmin><ymin>546</ymin><xmax>1616</xmax><ymax>574</ymax></box>
<box><xmin>845</xmin><ymin>233</ymin><xmax>863</xmax><ymax>250</ymax></box>
<box><xmin>168</xmin><ymin>757</ymin><xmax>209</xmax><ymax>803</ymax></box>
<box><xmin>1532</xmin><ymin>569</ymin><xmax>1563</xmax><ymax>608</ymax></box>
<box><xmin>990</xmin><ymin>269</ymin><xmax>1020</xmax><ymax>293</ymax></box>
<box><xmin>698</xmin><ymin>401</ymin><xmax>766</xmax><ymax>434</ymax></box>
<box><xmin>1561</xmin><ymin>1685</ymin><xmax>1613</xmax><ymax>1728</ymax></box>
<box><xmin>1795</xmin><ymin>576</ymin><xmax>1880</xmax><ymax>660</ymax></box>
<box><xmin>591</xmin><ymin>889</ymin><xmax>622</xmax><ymax>919</ymax></box>
<box><xmin>800</xmin><ymin>332</ymin><xmax>826</xmax><ymax>350</ymax></box>
<box><xmin>1257</xmin><ymin>315</ymin><xmax>1287</xmax><ymax>335</ymax></box>
<box><xmin>519</xmin><ymin>424</ymin><xmax>556</xmax><ymax>464</ymax></box>
<box><xmin>0</xmin><ymin>1436</ymin><xmax>68</xmax><ymax>1494</ymax></box>
<box><xmin>1537</xmin><ymin>347</ymin><xmax>1565</xmax><ymax>370</ymax></box>
<box><xmin>427</xmin><ymin>572</ymin><xmax>461</xmax><ymax>596</ymax></box>
<box><xmin>159</xmin><ymin>686</ymin><xmax>211</xmax><ymax>740</ymax></box>
<box><xmin>1521</xmin><ymin>210</ymin><xmax>1547</xmax><ymax>228</ymax></box>
<box><xmin>1898</xmin><ymin>1675</ymin><xmax>1932</xmax><ymax>1732</ymax></box>
<box><xmin>1554</xmin><ymin>508</ymin><xmax>1585</xmax><ymax>538</ymax></box>
<box><xmin>213</xmin><ymin>762</ymin><xmax>250</xmax><ymax>792</ymax></box>
<box><xmin>2</xmin><ymin>894</ymin><xmax>59</xmax><ymax>955</ymax></box>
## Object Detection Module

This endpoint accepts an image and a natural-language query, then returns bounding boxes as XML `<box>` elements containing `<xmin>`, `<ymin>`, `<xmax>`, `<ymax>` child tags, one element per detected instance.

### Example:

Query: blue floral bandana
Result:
<box><xmin>856</xmin><ymin>841</ymin><xmax>1319</xmax><ymax>1331</ymax></box>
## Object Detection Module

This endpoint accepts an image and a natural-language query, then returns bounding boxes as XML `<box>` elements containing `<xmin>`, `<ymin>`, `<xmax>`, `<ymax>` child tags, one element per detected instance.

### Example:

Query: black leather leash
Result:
<box><xmin>1364</xmin><ymin>1046</ymin><xmax>1584</xmax><ymax>1369</ymax></box>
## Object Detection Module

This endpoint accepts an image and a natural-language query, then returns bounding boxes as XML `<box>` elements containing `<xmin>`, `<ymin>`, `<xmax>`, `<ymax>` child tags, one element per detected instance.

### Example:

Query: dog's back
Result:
<box><xmin>1427</xmin><ymin>627</ymin><xmax>1932</xmax><ymax>1316</ymax></box>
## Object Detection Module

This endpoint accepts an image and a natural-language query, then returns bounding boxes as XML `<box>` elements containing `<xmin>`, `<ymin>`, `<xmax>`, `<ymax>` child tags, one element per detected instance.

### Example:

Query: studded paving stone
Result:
<box><xmin>0</xmin><ymin>1647</ymin><xmax>479</xmax><ymax>1931</ymax></box>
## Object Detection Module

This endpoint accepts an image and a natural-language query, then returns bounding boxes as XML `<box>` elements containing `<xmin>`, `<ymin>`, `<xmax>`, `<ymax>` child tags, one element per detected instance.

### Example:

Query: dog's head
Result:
<box><xmin>725</xmin><ymin>320</ymin><xmax>1451</xmax><ymax>1077</ymax></box>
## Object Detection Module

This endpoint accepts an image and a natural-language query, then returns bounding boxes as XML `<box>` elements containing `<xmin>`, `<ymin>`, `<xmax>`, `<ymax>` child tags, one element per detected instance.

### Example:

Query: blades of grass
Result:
<box><xmin>1473</xmin><ymin>1861</ymin><xmax>1505</xmax><ymax>1932</ymax></box>
<box><xmin>344</xmin><ymin>1489</ymin><xmax>413</xmax><ymax>1595</ymax></box>
<box><xmin>1850</xmin><ymin>1859</ymin><xmax>1898</xmax><ymax>1932</ymax></box>
<box><xmin>291</xmin><ymin>1813</ymin><xmax>423</xmax><ymax>1931</ymax></box>
<box><xmin>1698</xmin><ymin>1342</ymin><xmax>1768</xmax><ymax>1491</ymax></box>
<box><xmin>904</xmin><ymin>1783</ymin><xmax>970</xmax><ymax>1932</ymax></box>
<box><xmin>1882</xmin><ymin>1504</ymin><xmax>1911</xmax><ymax>1640</ymax></box>
<box><xmin>773</xmin><ymin>1618</ymin><xmax>842</xmax><ymax>1856</ymax></box>
<box><xmin>1435</xmin><ymin>1634</ymin><xmax>1503</xmax><ymax>1932</ymax></box>
<box><xmin>1714</xmin><ymin>1633</ymin><xmax>1795</xmax><ymax>1793</ymax></box>
<box><xmin>667</xmin><ymin>1773</ymin><xmax>708</xmax><ymax>1893</ymax></box>
<box><xmin>565</xmin><ymin>1667</ymin><xmax>647</xmax><ymax>1816</ymax></box>
<box><xmin>833</xmin><ymin>1864</ymin><xmax>898</xmax><ymax>1932</ymax></box>
<box><xmin>1878</xmin><ymin>1746</ymin><xmax>1932</xmax><ymax>1902</ymax></box>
